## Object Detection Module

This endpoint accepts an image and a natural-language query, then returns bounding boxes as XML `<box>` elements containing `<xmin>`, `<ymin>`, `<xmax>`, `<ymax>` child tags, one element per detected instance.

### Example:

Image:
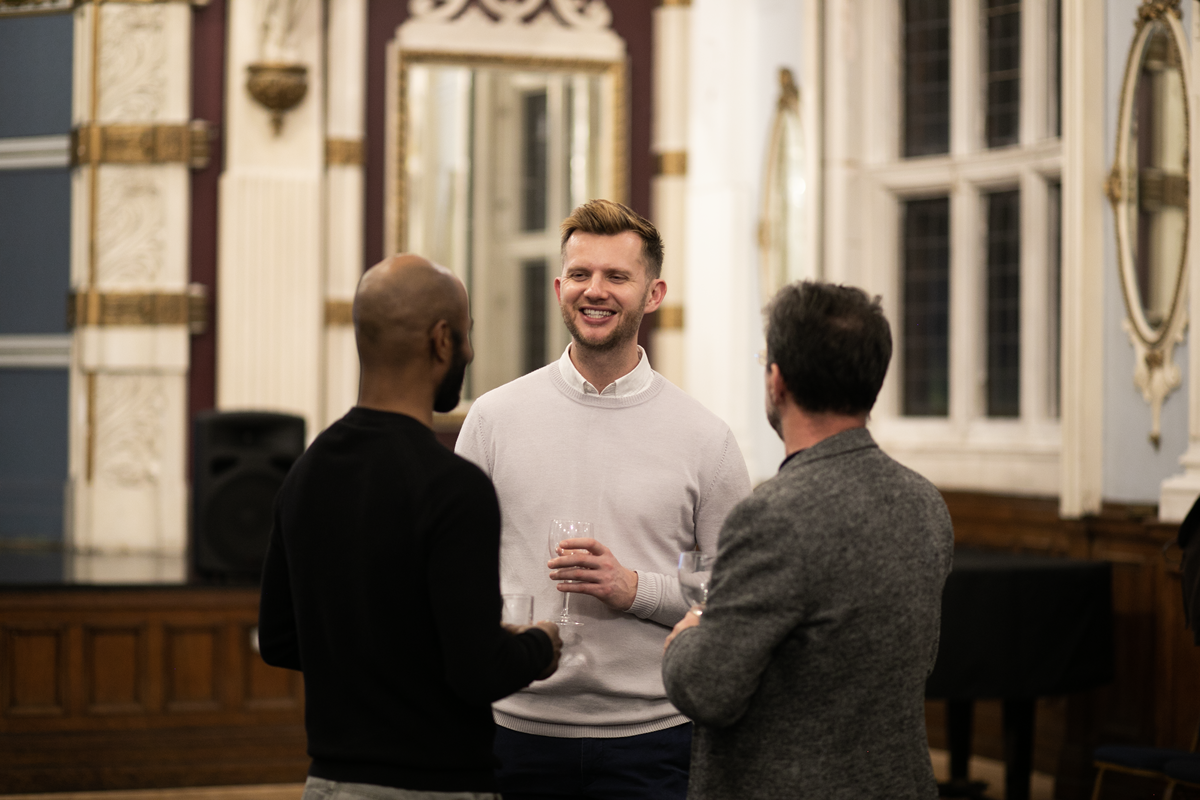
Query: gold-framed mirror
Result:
<box><xmin>390</xmin><ymin>1</ymin><xmax>627</xmax><ymax>404</ymax></box>
<box><xmin>758</xmin><ymin>67</ymin><xmax>806</xmax><ymax>306</ymax></box>
<box><xmin>1106</xmin><ymin>0</ymin><xmax>1191</xmax><ymax>448</ymax></box>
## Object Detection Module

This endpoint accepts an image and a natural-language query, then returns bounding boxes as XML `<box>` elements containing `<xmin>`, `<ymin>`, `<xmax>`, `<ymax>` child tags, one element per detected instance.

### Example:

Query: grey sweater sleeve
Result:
<box><xmin>628</xmin><ymin>429</ymin><xmax>752</xmax><ymax>627</ymax></box>
<box><xmin>662</xmin><ymin>492</ymin><xmax>809</xmax><ymax>726</ymax></box>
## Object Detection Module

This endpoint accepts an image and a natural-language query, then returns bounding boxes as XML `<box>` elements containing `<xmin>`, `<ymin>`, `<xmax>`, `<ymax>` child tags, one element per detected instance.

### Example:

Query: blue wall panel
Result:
<box><xmin>0</xmin><ymin>169</ymin><xmax>71</xmax><ymax>335</ymax></box>
<box><xmin>0</xmin><ymin>13</ymin><xmax>73</xmax><ymax>138</ymax></box>
<box><xmin>0</xmin><ymin>370</ymin><xmax>68</xmax><ymax>542</ymax></box>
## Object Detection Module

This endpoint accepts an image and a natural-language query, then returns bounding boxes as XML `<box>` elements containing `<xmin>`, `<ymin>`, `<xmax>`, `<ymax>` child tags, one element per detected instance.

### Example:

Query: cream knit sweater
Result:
<box><xmin>456</xmin><ymin>358</ymin><xmax>751</xmax><ymax>738</ymax></box>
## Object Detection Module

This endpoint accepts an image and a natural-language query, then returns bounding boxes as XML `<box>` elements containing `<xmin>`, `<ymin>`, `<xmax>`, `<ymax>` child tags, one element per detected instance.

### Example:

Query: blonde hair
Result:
<box><xmin>559</xmin><ymin>199</ymin><xmax>664</xmax><ymax>279</ymax></box>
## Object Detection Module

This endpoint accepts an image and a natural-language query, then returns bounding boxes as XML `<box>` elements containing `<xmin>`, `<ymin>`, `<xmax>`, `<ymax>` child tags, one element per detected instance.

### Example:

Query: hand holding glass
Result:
<box><xmin>549</xmin><ymin>519</ymin><xmax>592</xmax><ymax>627</ymax></box>
<box><xmin>678</xmin><ymin>551</ymin><xmax>715</xmax><ymax>612</ymax></box>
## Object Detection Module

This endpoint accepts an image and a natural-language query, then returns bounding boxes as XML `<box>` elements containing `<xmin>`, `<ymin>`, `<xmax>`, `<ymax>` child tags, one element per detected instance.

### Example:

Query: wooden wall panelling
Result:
<box><xmin>2</xmin><ymin>624</ymin><xmax>69</xmax><ymax>719</ymax></box>
<box><xmin>1156</xmin><ymin>542</ymin><xmax>1200</xmax><ymax>749</ymax></box>
<box><xmin>0</xmin><ymin>587</ymin><xmax>308</xmax><ymax>792</ymax></box>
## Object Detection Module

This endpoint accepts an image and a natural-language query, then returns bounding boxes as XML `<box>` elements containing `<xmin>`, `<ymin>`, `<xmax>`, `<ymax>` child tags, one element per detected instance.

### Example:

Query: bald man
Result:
<box><xmin>259</xmin><ymin>255</ymin><xmax>562</xmax><ymax>800</ymax></box>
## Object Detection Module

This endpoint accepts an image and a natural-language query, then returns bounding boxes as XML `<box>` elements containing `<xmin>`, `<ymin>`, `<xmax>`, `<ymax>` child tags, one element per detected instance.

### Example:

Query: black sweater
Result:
<box><xmin>258</xmin><ymin>407</ymin><xmax>553</xmax><ymax>792</ymax></box>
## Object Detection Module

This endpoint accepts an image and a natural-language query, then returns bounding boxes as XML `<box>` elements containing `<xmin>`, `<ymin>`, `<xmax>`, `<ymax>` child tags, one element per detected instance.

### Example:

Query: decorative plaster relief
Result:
<box><xmin>96</xmin><ymin>168</ymin><xmax>165</xmax><ymax>286</ymax></box>
<box><xmin>408</xmin><ymin>0</ymin><xmax>611</xmax><ymax>29</ymax></box>
<box><xmin>99</xmin><ymin>4</ymin><xmax>167</xmax><ymax>122</ymax></box>
<box><xmin>94</xmin><ymin>374</ymin><xmax>165</xmax><ymax>488</ymax></box>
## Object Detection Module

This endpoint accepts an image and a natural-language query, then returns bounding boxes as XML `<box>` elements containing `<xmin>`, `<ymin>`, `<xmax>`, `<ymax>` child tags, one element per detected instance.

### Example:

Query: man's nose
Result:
<box><xmin>583</xmin><ymin>275</ymin><xmax>606</xmax><ymax>297</ymax></box>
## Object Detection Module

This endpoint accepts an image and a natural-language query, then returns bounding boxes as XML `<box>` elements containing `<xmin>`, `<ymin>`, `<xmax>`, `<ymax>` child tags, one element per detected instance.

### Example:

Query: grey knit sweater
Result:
<box><xmin>662</xmin><ymin>427</ymin><xmax>953</xmax><ymax>800</ymax></box>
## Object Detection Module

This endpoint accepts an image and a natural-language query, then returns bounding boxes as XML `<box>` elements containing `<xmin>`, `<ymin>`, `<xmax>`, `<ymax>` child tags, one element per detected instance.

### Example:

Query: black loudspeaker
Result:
<box><xmin>192</xmin><ymin>411</ymin><xmax>306</xmax><ymax>582</ymax></box>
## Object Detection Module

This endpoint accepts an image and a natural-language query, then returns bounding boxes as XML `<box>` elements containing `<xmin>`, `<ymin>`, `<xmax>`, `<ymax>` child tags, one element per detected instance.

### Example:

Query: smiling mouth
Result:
<box><xmin>581</xmin><ymin>309</ymin><xmax>615</xmax><ymax>319</ymax></box>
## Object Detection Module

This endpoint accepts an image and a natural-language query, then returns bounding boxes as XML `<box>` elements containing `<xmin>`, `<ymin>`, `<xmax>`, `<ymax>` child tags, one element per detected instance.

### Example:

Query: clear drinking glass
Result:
<box><xmin>678</xmin><ymin>551</ymin><xmax>715</xmax><ymax>612</ymax></box>
<box><xmin>501</xmin><ymin>594</ymin><xmax>534</xmax><ymax>626</ymax></box>
<box><xmin>549</xmin><ymin>519</ymin><xmax>592</xmax><ymax>627</ymax></box>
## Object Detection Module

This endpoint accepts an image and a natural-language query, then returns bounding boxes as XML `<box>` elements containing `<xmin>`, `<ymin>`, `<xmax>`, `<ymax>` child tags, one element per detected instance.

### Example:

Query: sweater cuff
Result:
<box><xmin>628</xmin><ymin>570</ymin><xmax>661</xmax><ymax>618</ymax></box>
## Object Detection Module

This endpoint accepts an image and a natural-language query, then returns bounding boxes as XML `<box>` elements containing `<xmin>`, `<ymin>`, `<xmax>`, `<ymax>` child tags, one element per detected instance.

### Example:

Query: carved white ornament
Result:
<box><xmin>1124</xmin><ymin>314</ymin><xmax>1188</xmax><ymax>449</ymax></box>
<box><xmin>95</xmin><ymin>375</ymin><xmax>166</xmax><ymax>487</ymax></box>
<box><xmin>260</xmin><ymin>0</ymin><xmax>312</xmax><ymax>62</ymax></box>
<box><xmin>99</xmin><ymin>4</ymin><xmax>167</xmax><ymax>122</ymax></box>
<box><xmin>95</xmin><ymin>168</ymin><xmax>165</xmax><ymax>286</ymax></box>
<box><xmin>408</xmin><ymin>0</ymin><xmax>612</xmax><ymax>29</ymax></box>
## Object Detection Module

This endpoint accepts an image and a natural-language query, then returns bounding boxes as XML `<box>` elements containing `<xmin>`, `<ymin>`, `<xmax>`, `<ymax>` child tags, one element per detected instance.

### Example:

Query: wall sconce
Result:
<box><xmin>246</xmin><ymin>62</ymin><xmax>308</xmax><ymax>135</ymax></box>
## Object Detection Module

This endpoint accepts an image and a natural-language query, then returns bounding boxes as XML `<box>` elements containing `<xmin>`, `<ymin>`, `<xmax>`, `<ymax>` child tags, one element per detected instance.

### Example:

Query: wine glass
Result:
<box><xmin>678</xmin><ymin>551</ymin><xmax>715</xmax><ymax>613</ymax></box>
<box><xmin>549</xmin><ymin>519</ymin><xmax>592</xmax><ymax>627</ymax></box>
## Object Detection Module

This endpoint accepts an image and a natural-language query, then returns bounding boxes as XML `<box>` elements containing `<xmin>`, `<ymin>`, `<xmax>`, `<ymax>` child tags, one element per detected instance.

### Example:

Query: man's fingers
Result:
<box><xmin>559</xmin><ymin>537</ymin><xmax>605</xmax><ymax>554</ymax></box>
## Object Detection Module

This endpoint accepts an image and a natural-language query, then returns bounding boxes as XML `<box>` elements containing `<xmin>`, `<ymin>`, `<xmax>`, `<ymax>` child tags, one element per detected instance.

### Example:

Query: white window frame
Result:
<box><xmin>851</xmin><ymin>0</ymin><xmax>1064</xmax><ymax>495</ymax></box>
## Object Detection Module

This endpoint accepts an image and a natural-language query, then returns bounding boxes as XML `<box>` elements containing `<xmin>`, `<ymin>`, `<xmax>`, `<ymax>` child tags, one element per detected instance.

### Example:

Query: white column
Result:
<box><xmin>1160</xmin><ymin>1</ymin><xmax>1200</xmax><ymax>521</ymax></box>
<box><xmin>1059</xmin><ymin>0</ymin><xmax>1105</xmax><ymax>517</ymax></box>
<box><xmin>67</xmin><ymin>0</ymin><xmax>193</xmax><ymax>580</ymax></box>
<box><xmin>322</xmin><ymin>0</ymin><xmax>366</xmax><ymax>429</ymax></box>
<box><xmin>217</xmin><ymin>0</ymin><xmax>325</xmax><ymax>438</ymax></box>
<box><xmin>651</xmin><ymin>0</ymin><xmax>689</xmax><ymax>387</ymax></box>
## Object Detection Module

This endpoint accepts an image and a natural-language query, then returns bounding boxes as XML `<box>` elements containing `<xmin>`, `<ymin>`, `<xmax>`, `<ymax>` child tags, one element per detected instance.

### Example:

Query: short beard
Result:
<box><xmin>561</xmin><ymin>295</ymin><xmax>647</xmax><ymax>354</ymax></box>
<box><xmin>765</xmin><ymin>393</ymin><xmax>783</xmax><ymax>440</ymax></box>
<box><xmin>433</xmin><ymin>330</ymin><xmax>468</xmax><ymax>413</ymax></box>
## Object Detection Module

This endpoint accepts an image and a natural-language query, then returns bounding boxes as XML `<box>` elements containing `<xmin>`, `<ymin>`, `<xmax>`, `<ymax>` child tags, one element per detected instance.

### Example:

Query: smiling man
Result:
<box><xmin>456</xmin><ymin>200</ymin><xmax>751</xmax><ymax>800</ymax></box>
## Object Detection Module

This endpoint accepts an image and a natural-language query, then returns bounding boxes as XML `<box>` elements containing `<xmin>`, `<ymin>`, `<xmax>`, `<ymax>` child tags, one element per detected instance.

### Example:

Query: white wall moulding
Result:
<box><xmin>66</xmin><ymin>0</ymin><xmax>194</xmax><ymax>561</ymax></box>
<box><xmin>1158</xmin><ymin>0</ymin><xmax>1200</xmax><ymax>521</ymax></box>
<box><xmin>0</xmin><ymin>335</ymin><xmax>72</xmax><ymax>368</ymax></box>
<box><xmin>217</xmin><ymin>174</ymin><xmax>324</xmax><ymax>427</ymax></box>
<box><xmin>398</xmin><ymin>0</ymin><xmax>624</xmax><ymax>63</ymax></box>
<box><xmin>0</xmin><ymin>136</ymin><xmax>72</xmax><ymax>170</ymax></box>
<box><xmin>220</xmin><ymin>0</ymin><xmax>325</xmax><ymax>432</ymax></box>
<box><xmin>324</xmin><ymin>0</ymin><xmax>365</xmax><ymax>427</ymax></box>
<box><xmin>652</xmin><ymin>0</ymin><xmax>689</xmax><ymax>388</ymax></box>
<box><xmin>1059</xmin><ymin>0</ymin><xmax>1106</xmax><ymax>517</ymax></box>
<box><xmin>0</xmin><ymin>0</ymin><xmax>72</xmax><ymax>15</ymax></box>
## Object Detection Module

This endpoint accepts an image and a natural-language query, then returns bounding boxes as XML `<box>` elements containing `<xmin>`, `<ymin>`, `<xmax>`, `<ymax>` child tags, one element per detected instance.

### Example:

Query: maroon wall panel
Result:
<box><xmin>189</xmin><ymin>0</ymin><xmax>227</xmax><ymax>475</ymax></box>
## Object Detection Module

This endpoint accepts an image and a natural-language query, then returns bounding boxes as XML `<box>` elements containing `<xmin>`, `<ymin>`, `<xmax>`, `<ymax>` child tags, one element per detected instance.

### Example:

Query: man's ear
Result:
<box><xmin>429</xmin><ymin>319</ymin><xmax>453</xmax><ymax>365</ymax></box>
<box><xmin>767</xmin><ymin>364</ymin><xmax>788</xmax><ymax>406</ymax></box>
<box><xmin>643</xmin><ymin>278</ymin><xmax>667</xmax><ymax>314</ymax></box>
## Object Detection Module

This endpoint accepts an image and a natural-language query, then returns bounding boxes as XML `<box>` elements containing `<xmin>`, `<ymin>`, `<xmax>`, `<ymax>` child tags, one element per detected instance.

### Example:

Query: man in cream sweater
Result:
<box><xmin>456</xmin><ymin>199</ymin><xmax>750</xmax><ymax>800</ymax></box>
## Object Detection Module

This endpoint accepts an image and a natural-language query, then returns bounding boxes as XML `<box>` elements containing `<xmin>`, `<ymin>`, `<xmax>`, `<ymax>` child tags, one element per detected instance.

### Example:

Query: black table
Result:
<box><xmin>926</xmin><ymin>547</ymin><xmax>1114</xmax><ymax>800</ymax></box>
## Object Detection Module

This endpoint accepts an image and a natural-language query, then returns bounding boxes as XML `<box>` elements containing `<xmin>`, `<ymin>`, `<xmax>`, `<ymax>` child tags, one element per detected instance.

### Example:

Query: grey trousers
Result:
<box><xmin>303</xmin><ymin>776</ymin><xmax>501</xmax><ymax>800</ymax></box>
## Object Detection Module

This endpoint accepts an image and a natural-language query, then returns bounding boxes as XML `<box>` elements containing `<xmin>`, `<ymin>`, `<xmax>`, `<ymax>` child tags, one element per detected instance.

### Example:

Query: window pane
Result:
<box><xmin>902</xmin><ymin>197</ymin><xmax>950</xmax><ymax>416</ymax></box>
<box><xmin>903</xmin><ymin>0</ymin><xmax>951</xmax><ymax>157</ymax></box>
<box><xmin>986</xmin><ymin>189</ymin><xmax>1021</xmax><ymax>417</ymax></box>
<box><xmin>521</xmin><ymin>90</ymin><xmax>548</xmax><ymax>232</ymax></box>
<box><xmin>1047</xmin><ymin>180</ymin><xmax>1061</xmax><ymax>418</ymax></box>
<box><xmin>522</xmin><ymin>258</ymin><xmax>548</xmax><ymax>375</ymax></box>
<box><xmin>984</xmin><ymin>0</ymin><xmax>1021</xmax><ymax>148</ymax></box>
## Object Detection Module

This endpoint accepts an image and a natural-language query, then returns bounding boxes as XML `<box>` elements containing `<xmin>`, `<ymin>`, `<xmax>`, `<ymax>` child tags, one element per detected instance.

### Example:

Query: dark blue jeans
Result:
<box><xmin>493</xmin><ymin>723</ymin><xmax>692</xmax><ymax>800</ymax></box>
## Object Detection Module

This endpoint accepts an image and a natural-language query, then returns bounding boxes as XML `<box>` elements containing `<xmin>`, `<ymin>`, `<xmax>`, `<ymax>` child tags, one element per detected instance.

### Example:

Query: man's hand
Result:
<box><xmin>503</xmin><ymin>621</ymin><xmax>563</xmax><ymax>680</ymax></box>
<box><xmin>548</xmin><ymin>537</ymin><xmax>639</xmax><ymax>611</ymax></box>
<box><xmin>663</xmin><ymin>606</ymin><xmax>703</xmax><ymax>652</ymax></box>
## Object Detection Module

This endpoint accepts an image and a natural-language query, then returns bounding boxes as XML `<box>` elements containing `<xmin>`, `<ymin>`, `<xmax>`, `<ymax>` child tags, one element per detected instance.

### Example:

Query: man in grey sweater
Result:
<box><xmin>662</xmin><ymin>281</ymin><xmax>954</xmax><ymax>800</ymax></box>
<box><xmin>456</xmin><ymin>200</ymin><xmax>751</xmax><ymax>799</ymax></box>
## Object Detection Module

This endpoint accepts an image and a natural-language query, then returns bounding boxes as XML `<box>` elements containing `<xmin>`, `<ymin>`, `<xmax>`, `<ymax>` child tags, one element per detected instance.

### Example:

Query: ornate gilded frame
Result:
<box><xmin>1106</xmin><ymin>0</ymin><xmax>1191</xmax><ymax>448</ymax></box>
<box><xmin>757</xmin><ymin>67</ymin><xmax>804</xmax><ymax>306</ymax></box>
<box><xmin>393</xmin><ymin>50</ymin><xmax>627</xmax><ymax>254</ymax></box>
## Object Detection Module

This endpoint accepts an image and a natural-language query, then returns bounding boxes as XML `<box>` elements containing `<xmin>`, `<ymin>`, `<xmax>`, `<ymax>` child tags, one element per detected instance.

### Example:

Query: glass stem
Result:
<box><xmin>560</xmin><ymin>589</ymin><xmax>571</xmax><ymax>621</ymax></box>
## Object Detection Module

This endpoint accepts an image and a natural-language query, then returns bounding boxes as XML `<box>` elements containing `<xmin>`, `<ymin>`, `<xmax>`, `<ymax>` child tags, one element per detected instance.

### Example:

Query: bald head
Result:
<box><xmin>354</xmin><ymin>254</ymin><xmax>467</xmax><ymax>370</ymax></box>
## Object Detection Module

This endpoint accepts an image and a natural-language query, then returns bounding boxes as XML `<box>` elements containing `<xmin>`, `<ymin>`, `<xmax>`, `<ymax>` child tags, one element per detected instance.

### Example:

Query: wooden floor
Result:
<box><xmin>0</xmin><ymin>750</ymin><xmax>1054</xmax><ymax>800</ymax></box>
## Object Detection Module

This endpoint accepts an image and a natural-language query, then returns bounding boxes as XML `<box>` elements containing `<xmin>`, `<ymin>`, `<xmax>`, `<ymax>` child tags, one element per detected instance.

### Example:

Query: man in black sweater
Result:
<box><xmin>259</xmin><ymin>254</ymin><xmax>561</xmax><ymax>799</ymax></box>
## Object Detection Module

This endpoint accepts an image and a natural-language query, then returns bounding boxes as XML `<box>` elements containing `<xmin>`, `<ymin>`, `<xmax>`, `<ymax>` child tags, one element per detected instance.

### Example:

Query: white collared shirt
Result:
<box><xmin>556</xmin><ymin>343</ymin><xmax>654</xmax><ymax>397</ymax></box>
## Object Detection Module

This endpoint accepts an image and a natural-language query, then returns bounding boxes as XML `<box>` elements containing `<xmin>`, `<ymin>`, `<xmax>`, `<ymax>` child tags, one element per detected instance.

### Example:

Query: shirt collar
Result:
<box><xmin>557</xmin><ymin>343</ymin><xmax>654</xmax><ymax>397</ymax></box>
